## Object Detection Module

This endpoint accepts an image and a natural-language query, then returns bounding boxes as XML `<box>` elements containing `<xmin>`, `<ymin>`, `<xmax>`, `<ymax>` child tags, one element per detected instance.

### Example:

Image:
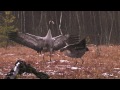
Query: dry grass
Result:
<box><xmin>0</xmin><ymin>45</ymin><xmax>120</xmax><ymax>79</ymax></box>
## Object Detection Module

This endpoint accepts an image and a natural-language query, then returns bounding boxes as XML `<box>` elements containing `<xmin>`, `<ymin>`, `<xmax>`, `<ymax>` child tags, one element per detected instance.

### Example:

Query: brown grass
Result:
<box><xmin>0</xmin><ymin>45</ymin><xmax>120</xmax><ymax>79</ymax></box>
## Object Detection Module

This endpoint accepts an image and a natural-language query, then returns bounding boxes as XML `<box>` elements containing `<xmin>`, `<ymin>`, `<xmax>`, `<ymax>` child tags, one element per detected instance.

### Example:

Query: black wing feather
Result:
<box><xmin>53</xmin><ymin>34</ymin><xmax>81</xmax><ymax>51</ymax></box>
<box><xmin>60</xmin><ymin>38</ymin><xmax>86</xmax><ymax>52</ymax></box>
<box><xmin>8</xmin><ymin>31</ymin><xmax>43</xmax><ymax>53</ymax></box>
<box><xmin>53</xmin><ymin>35</ymin><xmax>67</xmax><ymax>51</ymax></box>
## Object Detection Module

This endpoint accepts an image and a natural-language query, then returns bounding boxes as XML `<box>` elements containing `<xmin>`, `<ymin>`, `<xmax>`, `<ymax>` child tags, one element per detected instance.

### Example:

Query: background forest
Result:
<box><xmin>1</xmin><ymin>11</ymin><xmax>120</xmax><ymax>47</ymax></box>
<box><xmin>0</xmin><ymin>11</ymin><xmax>120</xmax><ymax>79</ymax></box>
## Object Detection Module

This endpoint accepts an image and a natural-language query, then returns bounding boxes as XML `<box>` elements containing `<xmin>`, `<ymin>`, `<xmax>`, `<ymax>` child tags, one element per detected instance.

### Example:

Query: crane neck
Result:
<box><xmin>45</xmin><ymin>29</ymin><xmax>52</xmax><ymax>39</ymax></box>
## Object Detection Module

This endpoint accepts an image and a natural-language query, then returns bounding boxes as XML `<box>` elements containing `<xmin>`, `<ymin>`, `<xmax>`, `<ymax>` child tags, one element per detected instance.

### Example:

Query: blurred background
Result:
<box><xmin>0</xmin><ymin>11</ymin><xmax>120</xmax><ymax>47</ymax></box>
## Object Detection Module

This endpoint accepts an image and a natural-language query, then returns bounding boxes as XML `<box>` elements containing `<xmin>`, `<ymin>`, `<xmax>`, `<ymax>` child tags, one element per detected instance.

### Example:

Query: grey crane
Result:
<box><xmin>8</xmin><ymin>29</ymin><xmax>80</xmax><ymax>61</ymax></box>
<box><xmin>60</xmin><ymin>38</ymin><xmax>89</xmax><ymax>65</ymax></box>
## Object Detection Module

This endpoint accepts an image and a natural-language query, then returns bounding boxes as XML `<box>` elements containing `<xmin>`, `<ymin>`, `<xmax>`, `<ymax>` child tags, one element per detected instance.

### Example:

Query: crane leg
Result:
<box><xmin>75</xmin><ymin>59</ymin><xmax>78</xmax><ymax>65</ymax></box>
<box><xmin>38</xmin><ymin>51</ymin><xmax>45</xmax><ymax>64</ymax></box>
<box><xmin>73</xmin><ymin>58</ymin><xmax>78</xmax><ymax>66</ymax></box>
<box><xmin>49</xmin><ymin>48</ymin><xmax>53</xmax><ymax>62</ymax></box>
<box><xmin>42</xmin><ymin>53</ymin><xmax>45</xmax><ymax>61</ymax></box>
<box><xmin>80</xmin><ymin>58</ymin><xmax>84</xmax><ymax>67</ymax></box>
<box><xmin>74</xmin><ymin>59</ymin><xmax>78</xmax><ymax>66</ymax></box>
<box><xmin>81</xmin><ymin>58</ymin><xmax>84</xmax><ymax>65</ymax></box>
<box><xmin>50</xmin><ymin>52</ymin><xmax>51</xmax><ymax>62</ymax></box>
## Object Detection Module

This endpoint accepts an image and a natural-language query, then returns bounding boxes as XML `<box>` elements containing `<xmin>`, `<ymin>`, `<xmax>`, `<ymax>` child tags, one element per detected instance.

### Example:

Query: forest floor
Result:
<box><xmin>0</xmin><ymin>45</ymin><xmax>120</xmax><ymax>79</ymax></box>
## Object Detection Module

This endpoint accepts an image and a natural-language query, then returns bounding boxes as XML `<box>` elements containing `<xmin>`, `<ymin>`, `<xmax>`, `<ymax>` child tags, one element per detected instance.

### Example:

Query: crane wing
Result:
<box><xmin>26</xmin><ymin>33</ymin><xmax>43</xmax><ymax>40</ymax></box>
<box><xmin>8</xmin><ymin>31</ymin><xmax>44</xmax><ymax>52</ymax></box>
<box><xmin>53</xmin><ymin>35</ymin><xmax>63</xmax><ymax>40</ymax></box>
<box><xmin>68</xmin><ymin>38</ymin><xmax>86</xmax><ymax>49</ymax></box>
<box><xmin>53</xmin><ymin>34</ymin><xmax>81</xmax><ymax>50</ymax></box>
<box><xmin>60</xmin><ymin>38</ymin><xmax>86</xmax><ymax>52</ymax></box>
<box><xmin>53</xmin><ymin>34</ymin><xmax>69</xmax><ymax>50</ymax></box>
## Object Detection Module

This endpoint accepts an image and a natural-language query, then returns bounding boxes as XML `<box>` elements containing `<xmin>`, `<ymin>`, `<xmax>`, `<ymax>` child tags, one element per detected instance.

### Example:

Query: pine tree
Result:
<box><xmin>0</xmin><ymin>11</ymin><xmax>18</xmax><ymax>48</ymax></box>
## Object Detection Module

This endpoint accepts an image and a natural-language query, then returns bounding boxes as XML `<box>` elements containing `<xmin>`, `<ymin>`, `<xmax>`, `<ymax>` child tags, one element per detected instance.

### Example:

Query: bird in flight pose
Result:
<box><xmin>8</xmin><ymin>29</ymin><xmax>80</xmax><ymax>61</ymax></box>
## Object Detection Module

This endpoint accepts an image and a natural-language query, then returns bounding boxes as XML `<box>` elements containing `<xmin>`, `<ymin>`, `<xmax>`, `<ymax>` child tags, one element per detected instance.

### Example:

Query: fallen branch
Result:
<box><xmin>5</xmin><ymin>60</ymin><xmax>50</xmax><ymax>79</ymax></box>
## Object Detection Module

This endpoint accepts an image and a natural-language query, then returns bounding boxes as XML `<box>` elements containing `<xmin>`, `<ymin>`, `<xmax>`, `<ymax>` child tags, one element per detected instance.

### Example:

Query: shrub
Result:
<box><xmin>0</xmin><ymin>11</ymin><xmax>18</xmax><ymax>48</ymax></box>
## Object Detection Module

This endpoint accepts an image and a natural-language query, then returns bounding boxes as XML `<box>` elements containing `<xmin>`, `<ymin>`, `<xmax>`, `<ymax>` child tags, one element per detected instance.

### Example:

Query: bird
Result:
<box><xmin>8</xmin><ymin>29</ymin><xmax>80</xmax><ymax>61</ymax></box>
<box><xmin>60</xmin><ymin>38</ymin><xmax>89</xmax><ymax>65</ymax></box>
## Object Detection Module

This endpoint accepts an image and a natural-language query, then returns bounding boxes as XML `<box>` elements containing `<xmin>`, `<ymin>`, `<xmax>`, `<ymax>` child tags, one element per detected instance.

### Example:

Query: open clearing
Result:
<box><xmin>0</xmin><ymin>45</ymin><xmax>120</xmax><ymax>79</ymax></box>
